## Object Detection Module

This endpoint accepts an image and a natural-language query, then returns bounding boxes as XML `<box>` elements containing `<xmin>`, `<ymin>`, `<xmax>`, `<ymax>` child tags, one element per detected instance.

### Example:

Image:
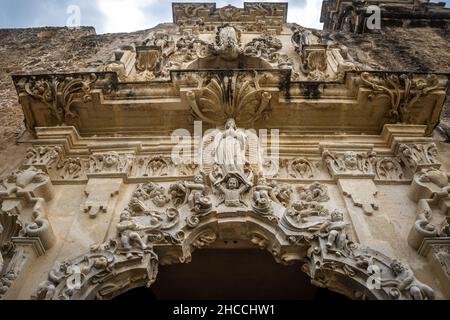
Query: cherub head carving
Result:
<box><xmin>330</xmin><ymin>209</ymin><xmax>344</xmax><ymax>222</ymax></box>
<box><xmin>343</xmin><ymin>151</ymin><xmax>358</xmax><ymax>169</ymax></box>
<box><xmin>390</xmin><ymin>259</ymin><xmax>405</xmax><ymax>276</ymax></box>
<box><xmin>227</xmin><ymin>177</ymin><xmax>239</xmax><ymax>190</ymax></box>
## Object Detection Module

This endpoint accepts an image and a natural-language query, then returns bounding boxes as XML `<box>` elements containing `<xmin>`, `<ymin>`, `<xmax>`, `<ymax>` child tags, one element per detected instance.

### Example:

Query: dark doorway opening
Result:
<box><xmin>114</xmin><ymin>249</ymin><xmax>349</xmax><ymax>301</ymax></box>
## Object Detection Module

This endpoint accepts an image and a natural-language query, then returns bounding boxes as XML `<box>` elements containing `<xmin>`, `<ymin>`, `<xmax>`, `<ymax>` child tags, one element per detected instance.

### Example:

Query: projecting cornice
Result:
<box><xmin>12</xmin><ymin>70</ymin><xmax>449</xmax><ymax>136</ymax></box>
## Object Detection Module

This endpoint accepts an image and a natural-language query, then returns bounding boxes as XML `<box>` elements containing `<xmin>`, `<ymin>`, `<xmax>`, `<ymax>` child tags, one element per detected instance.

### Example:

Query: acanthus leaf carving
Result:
<box><xmin>375</xmin><ymin>157</ymin><xmax>404</xmax><ymax>180</ymax></box>
<box><xmin>24</xmin><ymin>146</ymin><xmax>62</xmax><ymax>168</ymax></box>
<box><xmin>21</xmin><ymin>73</ymin><xmax>99</xmax><ymax>126</ymax></box>
<box><xmin>398</xmin><ymin>143</ymin><xmax>440</xmax><ymax>174</ymax></box>
<box><xmin>56</xmin><ymin>157</ymin><xmax>84</xmax><ymax>180</ymax></box>
<box><xmin>138</xmin><ymin>155</ymin><xmax>170</xmax><ymax>177</ymax></box>
<box><xmin>361</xmin><ymin>72</ymin><xmax>440</xmax><ymax>124</ymax></box>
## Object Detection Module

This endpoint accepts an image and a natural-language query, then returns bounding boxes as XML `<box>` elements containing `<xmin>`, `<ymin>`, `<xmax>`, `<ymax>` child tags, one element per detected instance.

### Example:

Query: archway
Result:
<box><xmin>113</xmin><ymin>247</ymin><xmax>349</xmax><ymax>300</ymax></box>
<box><xmin>31</xmin><ymin>211</ymin><xmax>428</xmax><ymax>301</ymax></box>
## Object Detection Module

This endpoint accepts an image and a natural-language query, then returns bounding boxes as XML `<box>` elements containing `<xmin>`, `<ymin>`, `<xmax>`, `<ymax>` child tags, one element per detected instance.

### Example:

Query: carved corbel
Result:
<box><xmin>0</xmin><ymin>167</ymin><xmax>56</xmax><ymax>299</ymax></box>
<box><xmin>83</xmin><ymin>179</ymin><xmax>122</xmax><ymax>219</ymax></box>
<box><xmin>0</xmin><ymin>167</ymin><xmax>56</xmax><ymax>249</ymax></box>
<box><xmin>15</xmin><ymin>73</ymin><xmax>100</xmax><ymax>128</ymax></box>
<box><xmin>417</xmin><ymin>239</ymin><xmax>450</xmax><ymax>296</ymax></box>
<box><xmin>407</xmin><ymin>168</ymin><xmax>450</xmax><ymax>252</ymax></box>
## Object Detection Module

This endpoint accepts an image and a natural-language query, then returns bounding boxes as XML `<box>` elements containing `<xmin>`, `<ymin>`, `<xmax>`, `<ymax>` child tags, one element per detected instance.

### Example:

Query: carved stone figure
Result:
<box><xmin>211</xmin><ymin>24</ymin><xmax>241</xmax><ymax>61</ymax></box>
<box><xmin>216</xmin><ymin>174</ymin><xmax>251</xmax><ymax>208</ymax></box>
<box><xmin>343</xmin><ymin>151</ymin><xmax>358</xmax><ymax>170</ymax></box>
<box><xmin>243</xmin><ymin>32</ymin><xmax>282</xmax><ymax>62</ymax></box>
<box><xmin>169</xmin><ymin>174</ymin><xmax>212</xmax><ymax>213</ymax></box>
<box><xmin>116</xmin><ymin>211</ymin><xmax>147</xmax><ymax>251</ymax></box>
<box><xmin>318</xmin><ymin>210</ymin><xmax>350</xmax><ymax>253</ymax></box>
<box><xmin>322</xmin><ymin>150</ymin><xmax>376</xmax><ymax>176</ymax></box>
<box><xmin>291</xmin><ymin>26</ymin><xmax>312</xmax><ymax>53</ymax></box>
<box><xmin>187</xmin><ymin>175</ymin><xmax>212</xmax><ymax>214</ymax></box>
<box><xmin>298</xmin><ymin>182</ymin><xmax>330</xmax><ymax>202</ymax></box>
<box><xmin>252</xmin><ymin>176</ymin><xmax>274</xmax><ymax>215</ymax></box>
<box><xmin>271</xmin><ymin>183</ymin><xmax>293</xmax><ymax>207</ymax></box>
<box><xmin>214</xmin><ymin>119</ymin><xmax>247</xmax><ymax>178</ymax></box>
<box><xmin>34</xmin><ymin>260</ymin><xmax>71</xmax><ymax>299</ymax></box>
<box><xmin>143</xmin><ymin>31</ymin><xmax>172</xmax><ymax>48</ymax></box>
<box><xmin>288</xmin><ymin>201</ymin><xmax>329</xmax><ymax>224</ymax></box>
<box><xmin>6</xmin><ymin>1</ymin><xmax>449</xmax><ymax>301</ymax></box>
<box><xmin>383</xmin><ymin>260</ymin><xmax>435</xmax><ymax>300</ymax></box>
<box><xmin>132</xmin><ymin>183</ymin><xmax>169</xmax><ymax>208</ymax></box>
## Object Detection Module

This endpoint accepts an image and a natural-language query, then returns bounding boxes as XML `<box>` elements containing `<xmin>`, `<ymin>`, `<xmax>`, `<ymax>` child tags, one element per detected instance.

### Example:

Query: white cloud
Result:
<box><xmin>96</xmin><ymin>0</ymin><xmax>158</xmax><ymax>33</ymax></box>
<box><xmin>288</xmin><ymin>0</ymin><xmax>324</xmax><ymax>29</ymax></box>
<box><xmin>94</xmin><ymin>0</ymin><xmax>324</xmax><ymax>34</ymax></box>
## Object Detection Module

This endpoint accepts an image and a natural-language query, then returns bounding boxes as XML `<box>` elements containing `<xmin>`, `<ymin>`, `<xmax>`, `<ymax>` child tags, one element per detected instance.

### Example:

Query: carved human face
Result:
<box><xmin>331</xmin><ymin>210</ymin><xmax>343</xmax><ymax>222</ymax></box>
<box><xmin>194</xmin><ymin>174</ymin><xmax>204</xmax><ymax>184</ymax></box>
<box><xmin>344</xmin><ymin>151</ymin><xmax>357</xmax><ymax>168</ymax></box>
<box><xmin>391</xmin><ymin>261</ymin><xmax>405</xmax><ymax>275</ymax></box>
<box><xmin>227</xmin><ymin>177</ymin><xmax>239</xmax><ymax>190</ymax></box>
<box><xmin>104</xmin><ymin>153</ymin><xmax>119</xmax><ymax>167</ymax></box>
<box><xmin>94</xmin><ymin>257</ymin><xmax>108</xmax><ymax>269</ymax></box>
<box><xmin>60</xmin><ymin>261</ymin><xmax>71</xmax><ymax>272</ymax></box>
<box><xmin>120</xmin><ymin>211</ymin><xmax>131</xmax><ymax>221</ymax></box>
<box><xmin>225</xmin><ymin>119</ymin><xmax>237</xmax><ymax>130</ymax></box>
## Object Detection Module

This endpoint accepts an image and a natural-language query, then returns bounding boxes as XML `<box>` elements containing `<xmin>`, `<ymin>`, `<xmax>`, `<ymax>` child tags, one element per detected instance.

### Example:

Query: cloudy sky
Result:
<box><xmin>0</xmin><ymin>0</ymin><xmax>449</xmax><ymax>34</ymax></box>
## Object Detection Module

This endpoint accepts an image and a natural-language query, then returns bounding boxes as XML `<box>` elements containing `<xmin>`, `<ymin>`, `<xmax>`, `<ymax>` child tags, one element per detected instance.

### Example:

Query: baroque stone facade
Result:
<box><xmin>1</xmin><ymin>2</ymin><xmax>450</xmax><ymax>300</ymax></box>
